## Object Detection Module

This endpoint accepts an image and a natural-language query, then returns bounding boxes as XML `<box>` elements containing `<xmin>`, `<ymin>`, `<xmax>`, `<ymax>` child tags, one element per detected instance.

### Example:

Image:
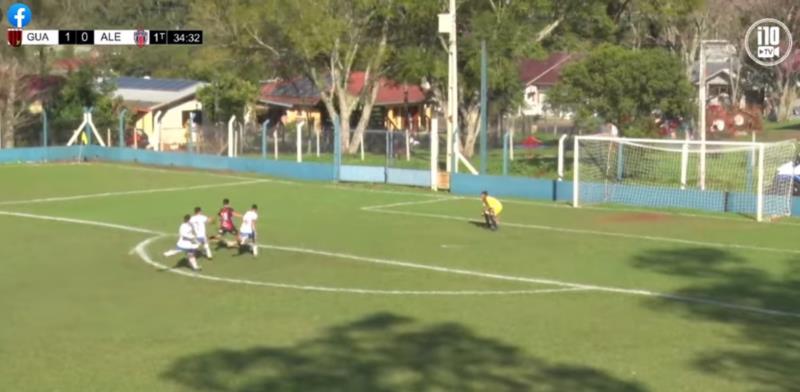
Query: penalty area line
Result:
<box><xmin>0</xmin><ymin>179</ymin><xmax>271</xmax><ymax>206</ymax></box>
<box><xmin>133</xmin><ymin>236</ymin><xmax>589</xmax><ymax>296</ymax></box>
<box><xmin>366</xmin><ymin>207</ymin><xmax>800</xmax><ymax>256</ymax></box>
<box><xmin>4</xmin><ymin>209</ymin><xmax>800</xmax><ymax>317</ymax></box>
<box><xmin>93</xmin><ymin>162</ymin><xmax>297</xmax><ymax>184</ymax></box>
<box><xmin>360</xmin><ymin>197</ymin><xmax>461</xmax><ymax>211</ymax></box>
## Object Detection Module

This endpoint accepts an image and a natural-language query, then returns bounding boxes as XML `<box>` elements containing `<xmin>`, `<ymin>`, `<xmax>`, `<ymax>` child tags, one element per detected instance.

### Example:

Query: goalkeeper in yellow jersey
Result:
<box><xmin>480</xmin><ymin>191</ymin><xmax>503</xmax><ymax>231</ymax></box>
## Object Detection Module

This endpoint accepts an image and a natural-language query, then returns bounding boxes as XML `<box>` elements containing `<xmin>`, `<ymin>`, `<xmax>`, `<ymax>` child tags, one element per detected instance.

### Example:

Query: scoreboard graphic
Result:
<box><xmin>9</xmin><ymin>29</ymin><xmax>203</xmax><ymax>47</ymax></box>
<box><xmin>5</xmin><ymin>3</ymin><xmax>202</xmax><ymax>47</ymax></box>
<box><xmin>12</xmin><ymin>30</ymin><xmax>204</xmax><ymax>46</ymax></box>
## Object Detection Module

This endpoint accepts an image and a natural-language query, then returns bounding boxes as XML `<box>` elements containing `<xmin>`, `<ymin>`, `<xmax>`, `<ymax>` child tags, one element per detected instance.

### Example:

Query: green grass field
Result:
<box><xmin>2</xmin><ymin>162</ymin><xmax>800</xmax><ymax>391</ymax></box>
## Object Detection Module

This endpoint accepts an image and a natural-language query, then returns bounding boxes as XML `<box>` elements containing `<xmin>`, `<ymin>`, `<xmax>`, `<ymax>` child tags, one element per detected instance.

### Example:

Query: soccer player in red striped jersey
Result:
<box><xmin>216</xmin><ymin>198</ymin><xmax>240</xmax><ymax>248</ymax></box>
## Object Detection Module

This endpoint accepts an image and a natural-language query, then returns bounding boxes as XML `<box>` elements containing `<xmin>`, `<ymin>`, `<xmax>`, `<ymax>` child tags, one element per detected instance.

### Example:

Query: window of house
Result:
<box><xmin>526</xmin><ymin>86</ymin><xmax>539</xmax><ymax>105</ymax></box>
<box><xmin>182</xmin><ymin>110</ymin><xmax>202</xmax><ymax>127</ymax></box>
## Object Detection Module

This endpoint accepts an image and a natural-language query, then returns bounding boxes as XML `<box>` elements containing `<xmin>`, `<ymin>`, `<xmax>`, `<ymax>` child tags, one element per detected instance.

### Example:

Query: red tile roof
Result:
<box><xmin>347</xmin><ymin>72</ymin><xmax>427</xmax><ymax>105</ymax></box>
<box><xmin>259</xmin><ymin>77</ymin><xmax>323</xmax><ymax>108</ymax></box>
<box><xmin>20</xmin><ymin>75</ymin><xmax>64</xmax><ymax>101</ymax></box>
<box><xmin>518</xmin><ymin>52</ymin><xmax>575</xmax><ymax>87</ymax></box>
<box><xmin>260</xmin><ymin>73</ymin><xmax>427</xmax><ymax>108</ymax></box>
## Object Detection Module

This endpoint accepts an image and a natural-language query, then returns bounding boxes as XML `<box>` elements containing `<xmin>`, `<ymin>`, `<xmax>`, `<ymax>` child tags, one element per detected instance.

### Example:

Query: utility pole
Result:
<box><xmin>697</xmin><ymin>40</ymin><xmax>734</xmax><ymax>190</ymax></box>
<box><xmin>439</xmin><ymin>0</ymin><xmax>458</xmax><ymax>173</ymax></box>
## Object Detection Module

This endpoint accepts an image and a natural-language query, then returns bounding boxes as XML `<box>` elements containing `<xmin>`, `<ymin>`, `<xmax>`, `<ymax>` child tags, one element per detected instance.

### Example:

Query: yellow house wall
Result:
<box><xmin>135</xmin><ymin>100</ymin><xmax>201</xmax><ymax>148</ymax></box>
<box><xmin>285</xmin><ymin>109</ymin><xmax>322</xmax><ymax>133</ymax></box>
<box><xmin>135</xmin><ymin>112</ymin><xmax>153</xmax><ymax>134</ymax></box>
<box><xmin>159</xmin><ymin>100</ymin><xmax>201</xmax><ymax>147</ymax></box>
<box><xmin>385</xmin><ymin>104</ymin><xmax>429</xmax><ymax>130</ymax></box>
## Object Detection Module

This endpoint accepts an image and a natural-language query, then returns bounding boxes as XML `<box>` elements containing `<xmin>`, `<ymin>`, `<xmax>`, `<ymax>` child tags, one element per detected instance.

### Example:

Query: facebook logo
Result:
<box><xmin>6</xmin><ymin>3</ymin><xmax>31</xmax><ymax>29</ymax></box>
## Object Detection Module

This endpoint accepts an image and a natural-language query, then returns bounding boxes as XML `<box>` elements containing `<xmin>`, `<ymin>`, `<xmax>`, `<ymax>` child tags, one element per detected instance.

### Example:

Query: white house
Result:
<box><xmin>691</xmin><ymin>62</ymin><xmax>738</xmax><ymax>107</ymax></box>
<box><xmin>114</xmin><ymin>77</ymin><xmax>207</xmax><ymax>149</ymax></box>
<box><xmin>518</xmin><ymin>53</ymin><xmax>576</xmax><ymax>118</ymax></box>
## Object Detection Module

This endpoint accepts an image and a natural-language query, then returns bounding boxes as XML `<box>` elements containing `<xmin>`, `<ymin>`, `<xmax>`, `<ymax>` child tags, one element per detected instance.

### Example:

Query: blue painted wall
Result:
<box><xmin>451</xmin><ymin>173</ymin><xmax>553</xmax><ymax>200</ymax></box>
<box><xmin>555</xmin><ymin>180</ymin><xmax>573</xmax><ymax>202</ymax></box>
<box><xmin>91</xmin><ymin>147</ymin><xmax>335</xmax><ymax>181</ymax></box>
<box><xmin>386</xmin><ymin>168</ymin><xmax>431</xmax><ymax>188</ymax></box>
<box><xmin>0</xmin><ymin>146</ymin><xmax>79</xmax><ymax>163</ymax></box>
<box><xmin>339</xmin><ymin>165</ymin><xmax>430</xmax><ymax>187</ymax></box>
<box><xmin>341</xmin><ymin>165</ymin><xmax>385</xmax><ymax>183</ymax></box>
<box><xmin>5</xmin><ymin>146</ymin><xmax>800</xmax><ymax>219</ymax></box>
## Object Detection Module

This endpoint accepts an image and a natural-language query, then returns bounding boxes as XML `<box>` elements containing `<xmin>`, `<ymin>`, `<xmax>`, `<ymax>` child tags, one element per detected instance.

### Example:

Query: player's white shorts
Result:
<box><xmin>177</xmin><ymin>240</ymin><xmax>199</xmax><ymax>252</ymax></box>
<box><xmin>196</xmin><ymin>236</ymin><xmax>208</xmax><ymax>244</ymax></box>
<box><xmin>239</xmin><ymin>232</ymin><xmax>255</xmax><ymax>242</ymax></box>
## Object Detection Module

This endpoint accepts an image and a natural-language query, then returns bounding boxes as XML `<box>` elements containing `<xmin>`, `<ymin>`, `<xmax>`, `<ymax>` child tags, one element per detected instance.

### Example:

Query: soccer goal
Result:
<box><xmin>572</xmin><ymin>136</ymin><xmax>797</xmax><ymax>221</ymax></box>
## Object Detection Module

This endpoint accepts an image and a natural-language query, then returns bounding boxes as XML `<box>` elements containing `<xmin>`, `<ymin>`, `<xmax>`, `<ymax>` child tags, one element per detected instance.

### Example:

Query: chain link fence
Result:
<box><xmin>339</xmin><ymin>129</ymin><xmax>433</xmax><ymax>170</ymax></box>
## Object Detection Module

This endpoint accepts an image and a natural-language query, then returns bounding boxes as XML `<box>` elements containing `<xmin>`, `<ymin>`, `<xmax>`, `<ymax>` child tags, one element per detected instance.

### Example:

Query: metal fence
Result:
<box><xmin>342</xmin><ymin>129</ymin><xmax>434</xmax><ymax>170</ymax></box>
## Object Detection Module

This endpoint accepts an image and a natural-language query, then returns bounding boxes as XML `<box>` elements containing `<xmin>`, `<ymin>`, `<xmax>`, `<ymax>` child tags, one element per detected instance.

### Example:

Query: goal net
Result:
<box><xmin>572</xmin><ymin>136</ymin><xmax>796</xmax><ymax>221</ymax></box>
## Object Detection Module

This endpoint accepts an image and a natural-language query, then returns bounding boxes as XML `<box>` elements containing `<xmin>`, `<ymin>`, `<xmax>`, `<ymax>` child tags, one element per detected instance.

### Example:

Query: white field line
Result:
<box><xmin>323</xmin><ymin>180</ymin><xmax>800</xmax><ymax>227</ymax></box>
<box><xmin>135</xmin><ymin>236</ymin><xmax>586</xmax><ymax>296</ymax></box>
<box><xmin>94</xmin><ymin>162</ymin><xmax>296</xmax><ymax>183</ymax></box>
<box><xmin>0</xmin><ymin>162</ymin><xmax>85</xmax><ymax>169</ymax></box>
<box><xmin>495</xmin><ymin>197</ymin><xmax>800</xmax><ymax>227</ymax></box>
<box><xmin>0</xmin><ymin>210</ymin><xmax>161</xmax><ymax>234</ymax></box>
<box><xmin>260</xmin><ymin>243</ymin><xmax>800</xmax><ymax>318</ymax></box>
<box><xmin>0</xmin><ymin>179</ymin><xmax>270</xmax><ymax>206</ymax></box>
<box><xmin>14</xmin><ymin>160</ymin><xmax>799</xmax><ymax>226</ymax></box>
<box><xmin>336</xmin><ymin>181</ymin><xmax>800</xmax><ymax>227</ymax></box>
<box><xmin>3</xmin><ymin>209</ymin><xmax>800</xmax><ymax>317</ymax></box>
<box><xmin>321</xmin><ymin>184</ymin><xmax>442</xmax><ymax>197</ymax></box>
<box><xmin>365</xmin><ymin>191</ymin><xmax>800</xmax><ymax>228</ymax></box>
<box><xmin>360</xmin><ymin>197</ymin><xmax>461</xmax><ymax>211</ymax></box>
<box><xmin>368</xmin><ymin>207</ymin><xmax>800</xmax><ymax>256</ymax></box>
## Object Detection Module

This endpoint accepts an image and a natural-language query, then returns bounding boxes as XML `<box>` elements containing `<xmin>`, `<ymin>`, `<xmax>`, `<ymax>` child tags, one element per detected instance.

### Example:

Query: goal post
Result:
<box><xmin>572</xmin><ymin>135</ymin><xmax>796</xmax><ymax>221</ymax></box>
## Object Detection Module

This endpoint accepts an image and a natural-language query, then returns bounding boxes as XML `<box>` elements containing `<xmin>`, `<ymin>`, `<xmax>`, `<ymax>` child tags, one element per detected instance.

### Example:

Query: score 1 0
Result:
<box><xmin>58</xmin><ymin>30</ymin><xmax>95</xmax><ymax>44</ymax></box>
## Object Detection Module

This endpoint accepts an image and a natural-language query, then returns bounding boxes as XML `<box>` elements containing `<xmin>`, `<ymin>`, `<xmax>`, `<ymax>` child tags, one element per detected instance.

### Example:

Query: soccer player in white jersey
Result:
<box><xmin>238</xmin><ymin>204</ymin><xmax>259</xmax><ymax>257</ymax></box>
<box><xmin>163</xmin><ymin>214</ymin><xmax>201</xmax><ymax>271</ymax></box>
<box><xmin>189</xmin><ymin>206</ymin><xmax>212</xmax><ymax>258</ymax></box>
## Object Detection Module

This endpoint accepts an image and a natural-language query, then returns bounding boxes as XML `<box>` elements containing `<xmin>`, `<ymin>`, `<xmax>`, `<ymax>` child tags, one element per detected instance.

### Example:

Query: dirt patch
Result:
<box><xmin>598</xmin><ymin>211</ymin><xmax>673</xmax><ymax>223</ymax></box>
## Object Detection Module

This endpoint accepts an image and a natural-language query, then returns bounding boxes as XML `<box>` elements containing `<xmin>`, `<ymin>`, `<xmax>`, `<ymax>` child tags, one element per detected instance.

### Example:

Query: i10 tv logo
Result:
<box><xmin>745</xmin><ymin>18</ymin><xmax>793</xmax><ymax>67</ymax></box>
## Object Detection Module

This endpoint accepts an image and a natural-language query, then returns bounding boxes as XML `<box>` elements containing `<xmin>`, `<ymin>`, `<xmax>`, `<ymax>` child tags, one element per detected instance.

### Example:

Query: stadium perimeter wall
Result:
<box><xmin>0</xmin><ymin>146</ymin><xmax>335</xmax><ymax>181</ymax></box>
<box><xmin>3</xmin><ymin>146</ymin><xmax>800</xmax><ymax>218</ymax></box>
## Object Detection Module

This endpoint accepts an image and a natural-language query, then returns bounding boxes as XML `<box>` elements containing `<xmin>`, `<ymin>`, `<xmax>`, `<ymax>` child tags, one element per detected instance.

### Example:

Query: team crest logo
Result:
<box><xmin>7</xmin><ymin>28</ymin><xmax>22</xmax><ymax>47</ymax></box>
<box><xmin>134</xmin><ymin>28</ymin><xmax>147</xmax><ymax>48</ymax></box>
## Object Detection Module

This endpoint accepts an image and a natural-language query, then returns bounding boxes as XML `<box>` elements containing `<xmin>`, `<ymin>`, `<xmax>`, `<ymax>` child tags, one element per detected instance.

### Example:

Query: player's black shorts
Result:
<box><xmin>219</xmin><ymin>226</ymin><xmax>238</xmax><ymax>235</ymax></box>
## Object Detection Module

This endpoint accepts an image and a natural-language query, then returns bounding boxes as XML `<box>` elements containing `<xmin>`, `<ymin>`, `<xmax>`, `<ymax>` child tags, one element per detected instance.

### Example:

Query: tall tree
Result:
<box><xmin>395</xmin><ymin>0</ymin><xmax>620</xmax><ymax>158</ymax></box>
<box><xmin>614</xmin><ymin>0</ymin><xmax>708</xmax><ymax>77</ymax></box>
<box><xmin>0</xmin><ymin>51</ymin><xmax>32</xmax><ymax>148</ymax></box>
<box><xmin>193</xmin><ymin>0</ymin><xmax>408</xmax><ymax>153</ymax></box>
<box><xmin>48</xmin><ymin>67</ymin><xmax>122</xmax><ymax>144</ymax></box>
<box><xmin>196</xmin><ymin>73</ymin><xmax>258</xmax><ymax>125</ymax></box>
<box><xmin>734</xmin><ymin>0</ymin><xmax>800</xmax><ymax>121</ymax></box>
<box><xmin>548</xmin><ymin>45</ymin><xmax>694</xmax><ymax>135</ymax></box>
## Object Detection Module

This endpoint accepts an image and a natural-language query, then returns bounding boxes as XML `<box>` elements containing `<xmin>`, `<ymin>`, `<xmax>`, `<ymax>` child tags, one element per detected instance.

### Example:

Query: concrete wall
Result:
<box><xmin>451</xmin><ymin>173</ymin><xmax>553</xmax><ymax>201</ymax></box>
<box><xmin>0</xmin><ymin>146</ymin><xmax>81</xmax><ymax>163</ymax></box>
<box><xmin>341</xmin><ymin>165</ymin><xmax>385</xmax><ymax>183</ymax></box>
<box><xmin>2</xmin><ymin>146</ymin><xmax>799</xmax><ymax>219</ymax></box>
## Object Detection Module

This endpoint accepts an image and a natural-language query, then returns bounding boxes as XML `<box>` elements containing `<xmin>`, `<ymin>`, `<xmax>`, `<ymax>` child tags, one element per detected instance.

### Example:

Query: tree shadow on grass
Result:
<box><xmin>632</xmin><ymin>247</ymin><xmax>800</xmax><ymax>391</ymax></box>
<box><xmin>632</xmin><ymin>247</ymin><xmax>746</xmax><ymax>278</ymax></box>
<box><xmin>161</xmin><ymin>313</ymin><xmax>648</xmax><ymax>392</ymax></box>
